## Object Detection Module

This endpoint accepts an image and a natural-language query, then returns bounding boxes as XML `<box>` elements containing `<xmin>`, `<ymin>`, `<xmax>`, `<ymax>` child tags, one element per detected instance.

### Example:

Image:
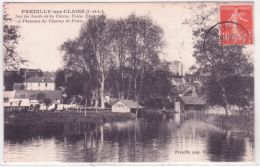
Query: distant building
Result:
<box><xmin>169</xmin><ymin>61</ymin><xmax>184</xmax><ymax>77</ymax></box>
<box><xmin>4</xmin><ymin>68</ymin><xmax>43</xmax><ymax>91</ymax></box>
<box><xmin>3</xmin><ymin>91</ymin><xmax>16</xmax><ymax>107</ymax></box>
<box><xmin>171</xmin><ymin>77</ymin><xmax>185</xmax><ymax>86</ymax></box>
<box><xmin>179</xmin><ymin>96</ymin><xmax>206</xmax><ymax>111</ymax></box>
<box><xmin>25</xmin><ymin>76</ymin><xmax>55</xmax><ymax>91</ymax></box>
<box><xmin>4</xmin><ymin>67</ymin><xmax>62</xmax><ymax>111</ymax></box>
<box><xmin>181</xmin><ymin>85</ymin><xmax>198</xmax><ymax>97</ymax></box>
<box><xmin>4</xmin><ymin>90</ymin><xmax>31</xmax><ymax>111</ymax></box>
<box><xmin>3</xmin><ymin>90</ymin><xmax>62</xmax><ymax>111</ymax></box>
<box><xmin>13</xmin><ymin>83</ymin><xmax>24</xmax><ymax>90</ymax></box>
<box><xmin>184</xmin><ymin>73</ymin><xmax>203</xmax><ymax>85</ymax></box>
<box><xmin>105</xmin><ymin>96</ymin><xmax>118</xmax><ymax>108</ymax></box>
<box><xmin>14</xmin><ymin>90</ymin><xmax>62</xmax><ymax>102</ymax></box>
<box><xmin>19</xmin><ymin>68</ymin><xmax>43</xmax><ymax>79</ymax></box>
<box><xmin>112</xmin><ymin>99</ymin><xmax>143</xmax><ymax>113</ymax></box>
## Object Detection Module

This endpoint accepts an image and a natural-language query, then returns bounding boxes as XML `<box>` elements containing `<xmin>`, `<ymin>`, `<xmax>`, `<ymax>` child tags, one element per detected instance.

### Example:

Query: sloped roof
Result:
<box><xmin>114</xmin><ymin>99</ymin><xmax>143</xmax><ymax>109</ymax></box>
<box><xmin>25</xmin><ymin>76</ymin><xmax>54</xmax><ymax>83</ymax></box>
<box><xmin>180</xmin><ymin>96</ymin><xmax>206</xmax><ymax>105</ymax></box>
<box><xmin>4</xmin><ymin>91</ymin><xmax>15</xmax><ymax>98</ymax></box>
<box><xmin>13</xmin><ymin>83</ymin><xmax>24</xmax><ymax>90</ymax></box>
<box><xmin>14</xmin><ymin>90</ymin><xmax>62</xmax><ymax>100</ymax></box>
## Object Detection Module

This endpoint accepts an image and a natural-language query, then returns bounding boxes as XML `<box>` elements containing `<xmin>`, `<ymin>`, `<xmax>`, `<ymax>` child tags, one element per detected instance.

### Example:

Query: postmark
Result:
<box><xmin>219</xmin><ymin>5</ymin><xmax>253</xmax><ymax>45</ymax></box>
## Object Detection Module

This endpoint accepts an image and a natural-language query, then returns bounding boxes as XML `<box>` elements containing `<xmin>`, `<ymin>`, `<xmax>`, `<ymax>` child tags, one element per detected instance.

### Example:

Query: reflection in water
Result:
<box><xmin>4</xmin><ymin>114</ymin><xmax>255</xmax><ymax>162</ymax></box>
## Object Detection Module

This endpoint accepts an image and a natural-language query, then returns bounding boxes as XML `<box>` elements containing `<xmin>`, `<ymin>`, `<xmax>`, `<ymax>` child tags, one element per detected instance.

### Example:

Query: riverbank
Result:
<box><xmin>4</xmin><ymin>111</ymin><xmax>136</xmax><ymax>138</ymax></box>
<box><xmin>204</xmin><ymin>113</ymin><xmax>254</xmax><ymax>132</ymax></box>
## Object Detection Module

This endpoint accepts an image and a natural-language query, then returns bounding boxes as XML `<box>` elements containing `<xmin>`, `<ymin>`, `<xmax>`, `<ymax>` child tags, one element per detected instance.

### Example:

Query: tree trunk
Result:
<box><xmin>94</xmin><ymin>98</ymin><xmax>98</xmax><ymax>108</ymax></box>
<box><xmin>134</xmin><ymin>76</ymin><xmax>138</xmax><ymax>100</ymax></box>
<box><xmin>127</xmin><ymin>73</ymin><xmax>133</xmax><ymax>99</ymax></box>
<box><xmin>85</xmin><ymin>98</ymin><xmax>87</xmax><ymax>117</ymax></box>
<box><xmin>218</xmin><ymin>81</ymin><xmax>229</xmax><ymax>117</ymax></box>
<box><xmin>100</xmin><ymin>75</ymin><xmax>105</xmax><ymax>109</ymax></box>
<box><xmin>224</xmin><ymin>105</ymin><xmax>228</xmax><ymax>117</ymax></box>
<box><xmin>161</xmin><ymin>97</ymin><xmax>166</xmax><ymax>112</ymax></box>
<box><xmin>121</xmin><ymin>71</ymin><xmax>125</xmax><ymax>99</ymax></box>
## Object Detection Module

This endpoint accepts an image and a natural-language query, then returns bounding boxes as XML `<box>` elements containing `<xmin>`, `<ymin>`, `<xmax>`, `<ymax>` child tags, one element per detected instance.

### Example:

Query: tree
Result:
<box><xmin>222</xmin><ymin>75</ymin><xmax>254</xmax><ymax>112</ymax></box>
<box><xmin>107</xmin><ymin>14</ymin><xmax>165</xmax><ymax>100</ymax></box>
<box><xmin>36</xmin><ymin>92</ymin><xmax>46</xmax><ymax>111</ymax></box>
<box><xmin>4</xmin><ymin>71</ymin><xmax>24</xmax><ymax>90</ymax></box>
<box><xmin>36</xmin><ymin>92</ymin><xmax>53</xmax><ymax>111</ymax></box>
<box><xmin>61</xmin><ymin>15</ymin><xmax>114</xmax><ymax>109</ymax></box>
<box><xmin>43</xmin><ymin>98</ymin><xmax>53</xmax><ymax>111</ymax></box>
<box><xmin>3</xmin><ymin>4</ymin><xmax>26</xmax><ymax>70</ymax></box>
<box><xmin>124</xmin><ymin>14</ymin><xmax>164</xmax><ymax>100</ymax></box>
<box><xmin>61</xmin><ymin>14</ymin><xmax>165</xmax><ymax>109</ymax></box>
<box><xmin>55</xmin><ymin>69</ymin><xmax>66</xmax><ymax>89</ymax></box>
<box><xmin>141</xmin><ymin>66</ymin><xmax>173</xmax><ymax>110</ymax></box>
<box><xmin>65</xmin><ymin>71</ymin><xmax>85</xmax><ymax>96</ymax></box>
<box><xmin>109</xmin><ymin>19</ymin><xmax>128</xmax><ymax>99</ymax></box>
<box><xmin>184</xmin><ymin>4</ymin><xmax>254</xmax><ymax>116</ymax></box>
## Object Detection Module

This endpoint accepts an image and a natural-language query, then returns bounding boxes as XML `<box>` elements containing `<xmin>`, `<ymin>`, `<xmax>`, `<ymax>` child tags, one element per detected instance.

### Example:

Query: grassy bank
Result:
<box><xmin>4</xmin><ymin>111</ymin><xmax>135</xmax><ymax>139</ymax></box>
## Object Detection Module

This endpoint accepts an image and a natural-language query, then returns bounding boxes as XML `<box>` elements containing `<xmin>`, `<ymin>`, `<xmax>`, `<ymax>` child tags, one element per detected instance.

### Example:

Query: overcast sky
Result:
<box><xmin>6</xmin><ymin>2</ymin><xmax>221</xmax><ymax>72</ymax></box>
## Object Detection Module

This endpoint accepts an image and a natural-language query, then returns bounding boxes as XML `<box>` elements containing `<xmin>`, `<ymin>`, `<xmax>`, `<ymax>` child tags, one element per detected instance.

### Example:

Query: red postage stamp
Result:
<box><xmin>220</xmin><ymin>5</ymin><xmax>253</xmax><ymax>45</ymax></box>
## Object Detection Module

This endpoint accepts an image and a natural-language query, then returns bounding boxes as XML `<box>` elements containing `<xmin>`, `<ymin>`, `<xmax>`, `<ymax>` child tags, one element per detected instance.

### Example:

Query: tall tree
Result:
<box><xmin>4</xmin><ymin>72</ymin><xmax>24</xmax><ymax>90</ymax></box>
<box><xmin>109</xmin><ymin>19</ymin><xmax>128</xmax><ymax>99</ymax></box>
<box><xmin>61</xmin><ymin>15</ymin><xmax>114</xmax><ymax>109</ymax></box>
<box><xmin>61</xmin><ymin>14</ymin><xmax>165</xmax><ymax>108</ymax></box>
<box><xmin>141</xmin><ymin>62</ymin><xmax>173</xmax><ymax>110</ymax></box>
<box><xmin>3</xmin><ymin>4</ymin><xmax>26</xmax><ymax>70</ymax></box>
<box><xmin>184</xmin><ymin>4</ymin><xmax>254</xmax><ymax>115</ymax></box>
<box><xmin>124</xmin><ymin>14</ymin><xmax>164</xmax><ymax>100</ymax></box>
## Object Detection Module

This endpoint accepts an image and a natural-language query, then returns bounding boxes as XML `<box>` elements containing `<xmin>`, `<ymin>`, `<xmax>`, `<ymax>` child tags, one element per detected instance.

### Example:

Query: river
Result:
<box><xmin>4</xmin><ymin>113</ymin><xmax>255</xmax><ymax>162</ymax></box>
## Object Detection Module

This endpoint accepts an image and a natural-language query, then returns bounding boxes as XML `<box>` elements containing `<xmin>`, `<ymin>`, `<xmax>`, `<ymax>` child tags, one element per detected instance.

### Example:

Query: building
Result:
<box><xmin>4</xmin><ymin>68</ymin><xmax>43</xmax><ymax>90</ymax></box>
<box><xmin>4</xmin><ymin>68</ymin><xmax>63</xmax><ymax>111</ymax></box>
<box><xmin>168</xmin><ymin>61</ymin><xmax>185</xmax><ymax>87</ymax></box>
<box><xmin>169</xmin><ymin>60</ymin><xmax>184</xmax><ymax>77</ymax></box>
<box><xmin>3</xmin><ymin>90</ymin><xmax>62</xmax><ymax>111</ymax></box>
<box><xmin>25</xmin><ymin>76</ymin><xmax>55</xmax><ymax>91</ymax></box>
<box><xmin>13</xmin><ymin>83</ymin><xmax>24</xmax><ymax>90</ymax></box>
<box><xmin>179</xmin><ymin>96</ymin><xmax>206</xmax><ymax>111</ymax></box>
<box><xmin>4</xmin><ymin>90</ymin><xmax>30</xmax><ymax>111</ymax></box>
<box><xmin>112</xmin><ymin>99</ymin><xmax>143</xmax><ymax>113</ymax></box>
<box><xmin>19</xmin><ymin>68</ymin><xmax>43</xmax><ymax>79</ymax></box>
<box><xmin>181</xmin><ymin>85</ymin><xmax>198</xmax><ymax>97</ymax></box>
<box><xmin>4</xmin><ymin>91</ymin><xmax>16</xmax><ymax>107</ymax></box>
<box><xmin>171</xmin><ymin>77</ymin><xmax>185</xmax><ymax>86</ymax></box>
<box><xmin>105</xmin><ymin>96</ymin><xmax>118</xmax><ymax>108</ymax></box>
<box><xmin>185</xmin><ymin>73</ymin><xmax>202</xmax><ymax>85</ymax></box>
<box><xmin>14</xmin><ymin>90</ymin><xmax>62</xmax><ymax>101</ymax></box>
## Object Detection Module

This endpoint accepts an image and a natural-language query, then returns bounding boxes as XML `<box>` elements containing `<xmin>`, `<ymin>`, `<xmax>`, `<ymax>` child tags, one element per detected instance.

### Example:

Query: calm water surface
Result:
<box><xmin>4</xmin><ymin>114</ymin><xmax>255</xmax><ymax>162</ymax></box>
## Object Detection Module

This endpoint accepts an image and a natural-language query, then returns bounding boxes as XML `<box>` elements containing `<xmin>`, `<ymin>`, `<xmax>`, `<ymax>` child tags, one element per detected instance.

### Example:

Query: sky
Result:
<box><xmin>5</xmin><ymin>2</ymin><xmax>220</xmax><ymax>72</ymax></box>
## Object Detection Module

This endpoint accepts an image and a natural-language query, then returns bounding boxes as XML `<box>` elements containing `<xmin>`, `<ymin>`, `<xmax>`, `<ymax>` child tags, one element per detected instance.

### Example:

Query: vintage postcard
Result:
<box><xmin>2</xmin><ymin>1</ymin><xmax>255</xmax><ymax>164</ymax></box>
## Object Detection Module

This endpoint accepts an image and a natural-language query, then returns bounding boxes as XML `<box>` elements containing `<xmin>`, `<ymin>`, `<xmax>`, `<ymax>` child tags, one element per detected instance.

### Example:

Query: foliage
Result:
<box><xmin>36</xmin><ymin>92</ymin><xmax>46</xmax><ymax>103</ymax></box>
<box><xmin>222</xmin><ymin>75</ymin><xmax>254</xmax><ymax>109</ymax></box>
<box><xmin>184</xmin><ymin>5</ymin><xmax>254</xmax><ymax>115</ymax></box>
<box><xmin>60</xmin><ymin>14</ymin><xmax>166</xmax><ymax>108</ymax></box>
<box><xmin>4</xmin><ymin>72</ymin><xmax>24</xmax><ymax>90</ymax></box>
<box><xmin>3</xmin><ymin>4</ymin><xmax>26</xmax><ymax>70</ymax></box>
<box><xmin>54</xmin><ymin>69</ymin><xmax>66</xmax><ymax>89</ymax></box>
<box><xmin>43</xmin><ymin>98</ymin><xmax>53</xmax><ymax>109</ymax></box>
<box><xmin>140</xmin><ymin>62</ymin><xmax>174</xmax><ymax>109</ymax></box>
<box><xmin>36</xmin><ymin>92</ymin><xmax>52</xmax><ymax>110</ymax></box>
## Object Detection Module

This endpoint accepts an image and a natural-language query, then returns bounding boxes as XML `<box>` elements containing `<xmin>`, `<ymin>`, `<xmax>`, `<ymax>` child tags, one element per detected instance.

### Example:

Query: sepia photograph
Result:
<box><xmin>2</xmin><ymin>1</ymin><xmax>255</xmax><ymax>163</ymax></box>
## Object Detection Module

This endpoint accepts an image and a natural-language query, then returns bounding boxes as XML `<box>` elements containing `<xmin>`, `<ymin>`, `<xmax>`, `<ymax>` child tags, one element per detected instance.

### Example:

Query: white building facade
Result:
<box><xmin>112</xmin><ymin>100</ymin><xmax>143</xmax><ymax>113</ymax></box>
<box><xmin>112</xmin><ymin>101</ymin><xmax>131</xmax><ymax>113</ymax></box>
